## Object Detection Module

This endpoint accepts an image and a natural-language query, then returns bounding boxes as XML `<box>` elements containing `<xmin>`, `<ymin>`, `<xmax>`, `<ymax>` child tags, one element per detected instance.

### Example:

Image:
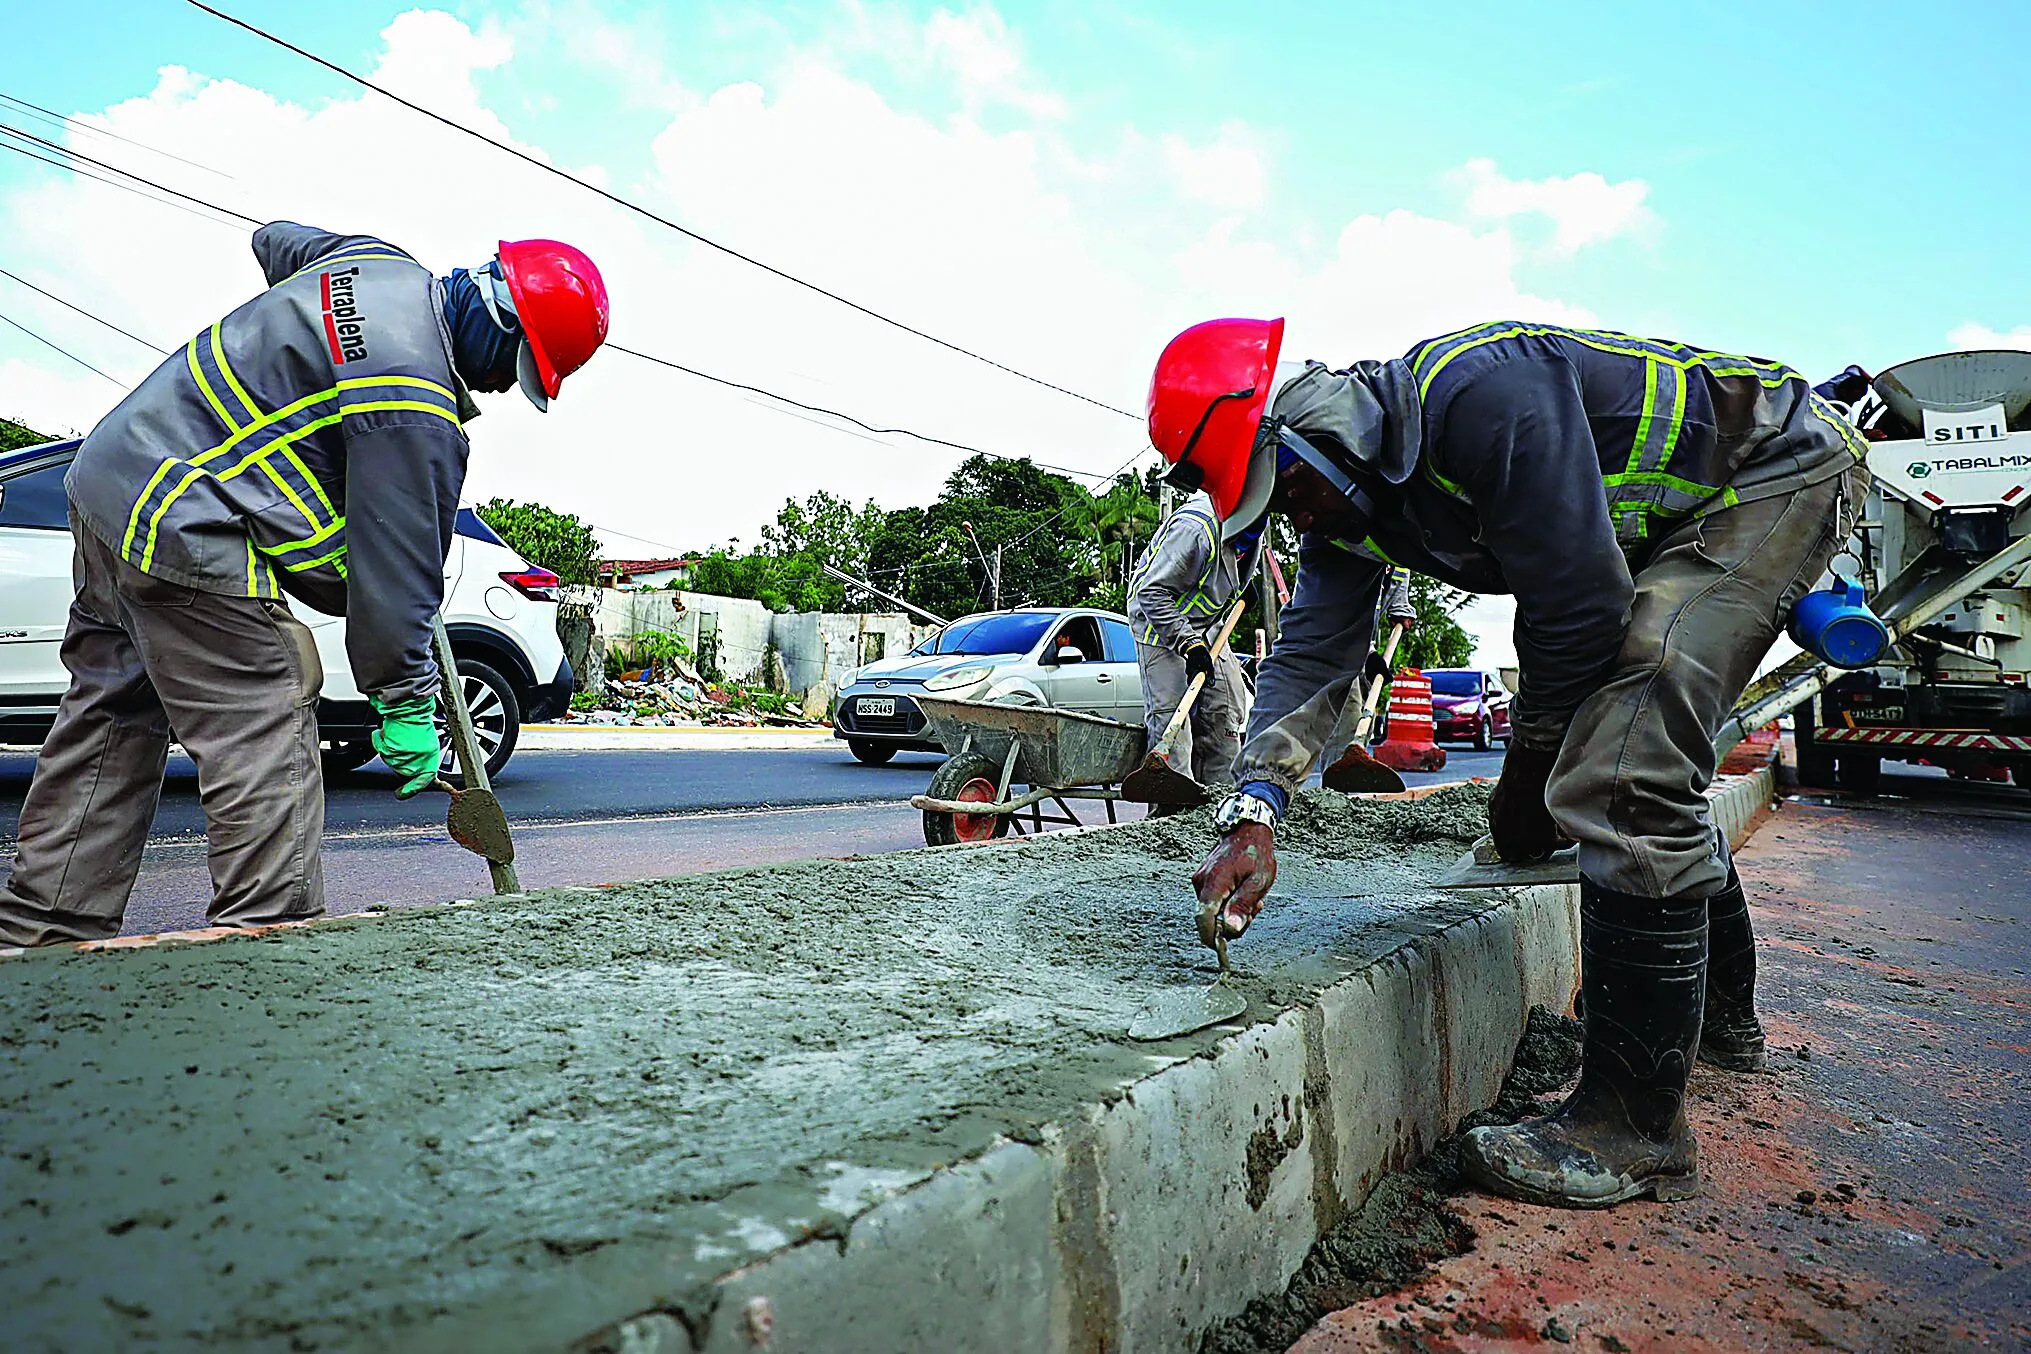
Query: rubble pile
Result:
<box><xmin>561</xmin><ymin>665</ymin><xmax>827</xmax><ymax>729</ymax></box>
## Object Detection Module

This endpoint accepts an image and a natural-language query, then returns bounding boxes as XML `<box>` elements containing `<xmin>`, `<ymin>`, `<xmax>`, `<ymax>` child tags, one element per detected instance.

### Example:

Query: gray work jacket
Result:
<box><xmin>67</xmin><ymin>222</ymin><xmax>474</xmax><ymax>704</ymax></box>
<box><xmin>1127</xmin><ymin>494</ymin><xmax>1244</xmax><ymax>652</ymax></box>
<box><xmin>1239</xmin><ymin>323</ymin><xmax>1865</xmax><ymax>796</ymax></box>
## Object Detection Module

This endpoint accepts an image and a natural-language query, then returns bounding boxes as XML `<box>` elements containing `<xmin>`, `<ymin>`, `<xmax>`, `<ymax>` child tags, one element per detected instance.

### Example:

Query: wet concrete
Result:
<box><xmin>1289</xmin><ymin>771</ymin><xmax>2031</xmax><ymax>1353</ymax></box>
<box><xmin>0</xmin><ymin>784</ymin><xmax>1494</xmax><ymax>1353</ymax></box>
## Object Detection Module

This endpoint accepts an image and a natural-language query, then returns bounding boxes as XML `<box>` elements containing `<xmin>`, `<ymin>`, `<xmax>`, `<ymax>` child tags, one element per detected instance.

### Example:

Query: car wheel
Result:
<box><xmin>320</xmin><ymin>739</ymin><xmax>376</xmax><ymax>775</ymax></box>
<box><xmin>436</xmin><ymin>658</ymin><xmax>521</xmax><ymax>785</ymax></box>
<box><xmin>922</xmin><ymin>749</ymin><xmax>1011</xmax><ymax>847</ymax></box>
<box><xmin>1473</xmin><ymin>714</ymin><xmax>1492</xmax><ymax>751</ymax></box>
<box><xmin>849</xmin><ymin>739</ymin><xmax>896</xmax><ymax>766</ymax></box>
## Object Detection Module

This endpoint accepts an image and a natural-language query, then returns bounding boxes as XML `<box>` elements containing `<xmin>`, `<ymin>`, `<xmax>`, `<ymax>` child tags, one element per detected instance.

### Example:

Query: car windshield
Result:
<box><xmin>914</xmin><ymin>612</ymin><xmax>1056</xmax><ymax>657</ymax></box>
<box><xmin>1428</xmin><ymin>671</ymin><xmax>1481</xmax><ymax>696</ymax></box>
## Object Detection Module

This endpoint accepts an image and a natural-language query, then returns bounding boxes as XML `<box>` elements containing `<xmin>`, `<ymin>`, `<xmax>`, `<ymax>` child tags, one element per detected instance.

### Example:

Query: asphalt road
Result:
<box><xmin>0</xmin><ymin>742</ymin><xmax>1508</xmax><ymax>937</ymax></box>
<box><xmin>1295</xmin><ymin>764</ymin><xmax>2031</xmax><ymax>1351</ymax></box>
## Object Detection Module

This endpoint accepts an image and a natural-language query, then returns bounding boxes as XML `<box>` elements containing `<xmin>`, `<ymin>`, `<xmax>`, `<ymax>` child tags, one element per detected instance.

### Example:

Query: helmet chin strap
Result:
<box><xmin>1278</xmin><ymin>424</ymin><xmax>1381</xmax><ymax>538</ymax></box>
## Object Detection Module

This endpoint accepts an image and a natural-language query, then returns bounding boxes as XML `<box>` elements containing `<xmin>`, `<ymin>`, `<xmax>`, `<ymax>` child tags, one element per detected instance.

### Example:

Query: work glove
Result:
<box><xmin>1487</xmin><ymin>744</ymin><xmax>1572</xmax><ymax>862</ymax></box>
<box><xmin>1364</xmin><ymin>649</ymin><xmax>1393</xmax><ymax>682</ymax></box>
<box><xmin>370</xmin><ymin>695</ymin><xmax>443</xmax><ymax>799</ymax></box>
<box><xmin>1193</xmin><ymin>822</ymin><xmax>1277</xmax><ymax>941</ymax></box>
<box><xmin>1183</xmin><ymin>641</ymin><xmax>1215</xmax><ymax>685</ymax></box>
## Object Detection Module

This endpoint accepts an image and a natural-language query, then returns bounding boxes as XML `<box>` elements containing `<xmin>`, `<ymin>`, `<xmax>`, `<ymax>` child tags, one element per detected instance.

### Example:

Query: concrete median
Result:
<box><xmin>0</xmin><ymin>770</ymin><xmax>1772</xmax><ymax>1353</ymax></box>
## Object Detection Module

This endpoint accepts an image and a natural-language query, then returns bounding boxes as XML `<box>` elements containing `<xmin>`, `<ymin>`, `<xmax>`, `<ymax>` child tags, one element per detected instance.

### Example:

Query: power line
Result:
<box><xmin>0</xmin><ymin>123</ymin><xmax>257</xmax><ymax>225</ymax></box>
<box><xmin>0</xmin><ymin>138</ymin><xmax>248</xmax><ymax>230</ymax></box>
<box><xmin>610</xmin><ymin>343</ymin><xmax>1121</xmax><ymax>482</ymax></box>
<box><xmin>0</xmin><ymin>270</ymin><xmax>169</xmax><ymax>354</ymax></box>
<box><xmin>185</xmin><ymin>0</ymin><xmax>1139</xmax><ymax>423</ymax></box>
<box><xmin>0</xmin><ymin>310</ymin><xmax>125</xmax><ymax>385</ymax></box>
<box><xmin>0</xmin><ymin>91</ymin><xmax>234</xmax><ymax>178</ymax></box>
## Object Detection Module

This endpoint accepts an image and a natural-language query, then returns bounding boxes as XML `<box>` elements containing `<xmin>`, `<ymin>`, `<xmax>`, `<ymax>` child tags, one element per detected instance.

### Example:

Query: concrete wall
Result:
<box><xmin>593</xmin><ymin>589</ymin><xmax>930</xmax><ymax>696</ymax></box>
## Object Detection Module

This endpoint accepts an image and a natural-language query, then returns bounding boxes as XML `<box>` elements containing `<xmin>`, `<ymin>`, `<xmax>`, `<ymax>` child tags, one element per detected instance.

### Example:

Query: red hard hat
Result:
<box><xmin>1146</xmin><ymin>317</ymin><xmax>1284</xmax><ymax>523</ymax></box>
<box><xmin>497</xmin><ymin>238</ymin><xmax>610</xmax><ymax>409</ymax></box>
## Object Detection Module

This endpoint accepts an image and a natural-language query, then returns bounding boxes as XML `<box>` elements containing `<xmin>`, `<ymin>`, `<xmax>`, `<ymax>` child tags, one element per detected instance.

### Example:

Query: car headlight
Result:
<box><xmin>924</xmin><ymin>665</ymin><xmax>993</xmax><ymax>693</ymax></box>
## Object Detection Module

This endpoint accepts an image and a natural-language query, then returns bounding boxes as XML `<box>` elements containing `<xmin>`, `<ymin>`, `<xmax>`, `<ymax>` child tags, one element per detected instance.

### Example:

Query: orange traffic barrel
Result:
<box><xmin>1374</xmin><ymin>667</ymin><xmax>1448</xmax><ymax>773</ymax></box>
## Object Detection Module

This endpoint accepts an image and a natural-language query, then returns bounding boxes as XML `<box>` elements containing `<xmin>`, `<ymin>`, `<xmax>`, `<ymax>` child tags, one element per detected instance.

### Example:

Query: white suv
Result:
<box><xmin>0</xmin><ymin>439</ymin><xmax>571</xmax><ymax>778</ymax></box>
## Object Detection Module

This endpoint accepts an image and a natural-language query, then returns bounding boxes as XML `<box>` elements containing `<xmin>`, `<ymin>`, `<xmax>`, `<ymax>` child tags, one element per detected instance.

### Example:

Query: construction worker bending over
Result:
<box><xmin>0</xmin><ymin>223</ymin><xmax>609</xmax><ymax>947</ymax></box>
<box><xmin>1148</xmin><ymin>319</ymin><xmax>1866</xmax><ymax>1209</ymax></box>
<box><xmin>1127</xmin><ymin>492</ymin><xmax>1254</xmax><ymax>787</ymax></box>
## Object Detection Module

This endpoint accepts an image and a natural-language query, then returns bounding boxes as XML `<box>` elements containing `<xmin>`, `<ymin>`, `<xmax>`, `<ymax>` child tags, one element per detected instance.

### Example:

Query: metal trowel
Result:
<box><xmin>1127</xmin><ymin>897</ymin><xmax>1248</xmax><ymax>1041</ymax></box>
<box><xmin>1434</xmin><ymin>834</ymin><xmax>1579</xmax><ymax>889</ymax></box>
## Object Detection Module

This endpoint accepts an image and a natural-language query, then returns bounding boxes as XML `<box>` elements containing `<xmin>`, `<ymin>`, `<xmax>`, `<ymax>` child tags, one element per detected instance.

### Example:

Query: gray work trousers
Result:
<box><xmin>1137</xmin><ymin>642</ymin><xmax>1251</xmax><ymax>786</ymax></box>
<box><xmin>1547</xmin><ymin>467</ymin><xmax>1865</xmax><ymax>900</ymax></box>
<box><xmin>0</xmin><ymin>516</ymin><xmax>326</xmax><ymax>945</ymax></box>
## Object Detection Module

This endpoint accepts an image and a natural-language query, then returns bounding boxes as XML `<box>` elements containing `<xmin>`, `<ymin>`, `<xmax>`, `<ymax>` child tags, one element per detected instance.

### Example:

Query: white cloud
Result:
<box><xmin>1946</xmin><ymin>321</ymin><xmax>2031</xmax><ymax>352</ymax></box>
<box><xmin>1457</xmin><ymin>156</ymin><xmax>1652</xmax><ymax>255</ymax></box>
<box><xmin>2</xmin><ymin>4</ymin><xmax>1645</xmax><ymax>673</ymax></box>
<box><xmin>1160</xmin><ymin>121</ymin><xmax>1268</xmax><ymax>210</ymax></box>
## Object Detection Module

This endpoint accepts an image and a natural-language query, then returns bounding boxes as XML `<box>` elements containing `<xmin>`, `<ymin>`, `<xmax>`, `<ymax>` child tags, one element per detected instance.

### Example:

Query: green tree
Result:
<box><xmin>476</xmin><ymin>498</ymin><xmax>600</xmax><ymax>586</ymax></box>
<box><xmin>1396</xmin><ymin>575</ymin><xmax>1477</xmax><ymax>670</ymax></box>
<box><xmin>1</xmin><ymin>417</ymin><xmax>60</xmax><ymax>455</ymax></box>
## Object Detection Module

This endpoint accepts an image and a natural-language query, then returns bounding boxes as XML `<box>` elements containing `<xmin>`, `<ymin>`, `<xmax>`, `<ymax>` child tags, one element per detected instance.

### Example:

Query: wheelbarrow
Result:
<box><xmin>910</xmin><ymin>696</ymin><xmax>1148</xmax><ymax>846</ymax></box>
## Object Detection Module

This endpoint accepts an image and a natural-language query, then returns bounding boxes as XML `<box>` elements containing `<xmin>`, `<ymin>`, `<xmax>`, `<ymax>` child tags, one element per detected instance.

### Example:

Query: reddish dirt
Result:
<box><xmin>1290</xmin><ymin>769</ymin><xmax>2031</xmax><ymax>1353</ymax></box>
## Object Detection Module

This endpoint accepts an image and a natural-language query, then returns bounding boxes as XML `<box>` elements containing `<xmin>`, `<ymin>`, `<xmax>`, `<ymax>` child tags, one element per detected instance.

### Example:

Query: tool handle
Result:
<box><xmin>1152</xmin><ymin>595</ymin><xmax>1251</xmax><ymax>757</ymax></box>
<box><xmin>1350</xmin><ymin>620</ymin><xmax>1407</xmax><ymax>746</ymax></box>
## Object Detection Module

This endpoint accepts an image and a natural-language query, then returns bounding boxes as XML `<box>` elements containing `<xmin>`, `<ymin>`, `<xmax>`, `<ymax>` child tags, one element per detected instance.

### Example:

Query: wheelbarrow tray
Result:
<box><xmin>915</xmin><ymin>696</ymin><xmax>1146</xmax><ymax>787</ymax></box>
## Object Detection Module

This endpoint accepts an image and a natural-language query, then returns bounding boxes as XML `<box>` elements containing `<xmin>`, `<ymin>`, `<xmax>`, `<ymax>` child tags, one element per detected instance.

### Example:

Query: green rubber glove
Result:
<box><xmin>370</xmin><ymin>695</ymin><xmax>443</xmax><ymax>799</ymax></box>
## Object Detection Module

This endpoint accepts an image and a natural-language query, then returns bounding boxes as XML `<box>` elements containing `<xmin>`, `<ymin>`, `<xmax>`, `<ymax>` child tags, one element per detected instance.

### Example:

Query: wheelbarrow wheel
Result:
<box><xmin>923</xmin><ymin>749</ymin><xmax>1012</xmax><ymax>847</ymax></box>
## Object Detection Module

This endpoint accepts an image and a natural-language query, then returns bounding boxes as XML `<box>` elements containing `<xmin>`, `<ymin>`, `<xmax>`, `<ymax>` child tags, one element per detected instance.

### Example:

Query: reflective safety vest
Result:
<box><xmin>1408</xmin><ymin>322</ymin><xmax>1866</xmax><ymax>548</ymax></box>
<box><xmin>66</xmin><ymin>222</ymin><xmax>475</xmax><ymax>704</ymax></box>
<box><xmin>1127</xmin><ymin>496</ymin><xmax>1243</xmax><ymax>649</ymax></box>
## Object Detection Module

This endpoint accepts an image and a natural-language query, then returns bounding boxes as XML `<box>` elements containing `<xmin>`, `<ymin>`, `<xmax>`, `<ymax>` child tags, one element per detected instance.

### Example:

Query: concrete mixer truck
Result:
<box><xmin>1785</xmin><ymin>351</ymin><xmax>2031</xmax><ymax>793</ymax></box>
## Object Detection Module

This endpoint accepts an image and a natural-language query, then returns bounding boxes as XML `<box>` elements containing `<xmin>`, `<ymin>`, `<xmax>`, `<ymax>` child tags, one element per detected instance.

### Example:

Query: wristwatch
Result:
<box><xmin>1213</xmin><ymin>791</ymin><xmax>1279</xmax><ymax>836</ymax></box>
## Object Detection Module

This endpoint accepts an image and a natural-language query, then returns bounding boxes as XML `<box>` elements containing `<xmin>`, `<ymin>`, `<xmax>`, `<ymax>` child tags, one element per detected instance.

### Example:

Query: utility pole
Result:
<box><xmin>991</xmin><ymin>545</ymin><xmax>1003</xmax><ymax>611</ymax></box>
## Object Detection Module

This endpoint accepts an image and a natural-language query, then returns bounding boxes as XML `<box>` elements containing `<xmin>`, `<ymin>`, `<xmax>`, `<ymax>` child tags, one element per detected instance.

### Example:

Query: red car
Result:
<box><xmin>1427</xmin><ymin>668</ymin><xmax>1513</xmax><ymax>749</ymax></box>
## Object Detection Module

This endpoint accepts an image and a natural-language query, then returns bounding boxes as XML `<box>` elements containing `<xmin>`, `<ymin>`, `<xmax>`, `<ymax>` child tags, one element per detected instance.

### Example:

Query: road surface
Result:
<box><xmin>1293</xmin><ymin>763</ymin><xmax>2031</xmax><ymax>1352</ymax></box>
<box><xmin>0</xmin><ymin>741</ymin><xmax>1507</xmax><ymax>937</ymax></box>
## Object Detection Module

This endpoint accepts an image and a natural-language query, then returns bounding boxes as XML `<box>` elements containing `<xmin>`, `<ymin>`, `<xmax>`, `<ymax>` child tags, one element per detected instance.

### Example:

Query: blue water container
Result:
<box><xmin>1787</xmin><ymin>578</ymin><xmax>1889</xmax><ymax>669</ymax></box>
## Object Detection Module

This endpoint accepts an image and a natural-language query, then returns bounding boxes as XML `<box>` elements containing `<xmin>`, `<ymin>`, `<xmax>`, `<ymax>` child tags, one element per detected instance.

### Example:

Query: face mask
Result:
<box><xmin>441</xmin><ymin>265</ymin><xmax>523</xmax><ymax>392</ymax></box>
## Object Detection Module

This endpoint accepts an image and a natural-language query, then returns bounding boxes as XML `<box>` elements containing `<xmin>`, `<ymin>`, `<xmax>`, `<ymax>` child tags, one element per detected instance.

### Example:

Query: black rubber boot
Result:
<box><xmin>1461</xmin><ymin>881</ymin><xmax>1707</xmax><ymax>1208</ymax></box>
<box><xmin>1699</xmin><ymin>865</ymin><xmax>1766</xmax><ymax>1071</ymax></box>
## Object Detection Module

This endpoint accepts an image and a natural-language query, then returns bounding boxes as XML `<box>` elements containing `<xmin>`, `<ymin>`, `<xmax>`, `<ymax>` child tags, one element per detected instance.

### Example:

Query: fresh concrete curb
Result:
<box><xmin>579</xmin><ymin>769</ymin><xmax>1775</xmax><ymax>1354</ymax></box>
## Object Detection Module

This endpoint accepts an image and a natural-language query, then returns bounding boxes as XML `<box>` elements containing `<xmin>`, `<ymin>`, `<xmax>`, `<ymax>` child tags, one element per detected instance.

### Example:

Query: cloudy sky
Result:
<box><xmin>6</xmin><ymin>1</ymin><xmax>2029</xmax><ymax>665</ymax></box>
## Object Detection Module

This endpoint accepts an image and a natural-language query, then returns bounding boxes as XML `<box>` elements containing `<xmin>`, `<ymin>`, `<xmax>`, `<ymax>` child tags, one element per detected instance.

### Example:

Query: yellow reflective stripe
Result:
<box><xmin>140</xmin><ymin>467</ymin><xmax>208</xmax><ymax>572</ymax></box>
<box><xmin>262</xmin><ymin>512</ymin><xmax>346</xmax><ymax>555</ymax></box>
<box><xmin>185</xmin><ymin>338</ymin><xmax>237</xmax><ymax>430</ymax></box>
<box><xmin>279</xmin><ymin>444</ymin><xmax>338</xmax><ymax>525</ymax></box>
<box><xmin>246</xmin><ymin>538</ymin><xmax>259</xmax><ymax>597</ymax></box>
<box><xmin>1601</xmin><ymin>469</ymin><xmax>1727</xmax><ymax>499</ymax></box>
<box><xmin>126</xmin><ymin>376</ymin><xmax>461</xmax><ymax>570</ymax></box>
<box><xmin>1417</xmin><ymin>324</ymin><xmax>1804</xmax><ymax>400</ymax></box>
<box><xmin>1660</xmin><ymin>366</ymin><xmax>1687</xmax><ymax>468</ymax></box>
<box><xmin>210</xmin><ymin>322</ymin><xmax>260</xmax><ymax>425</ymax></box>
<box><xmin>140</xmin><ymin>414</ymin><xmax>343</xmax><ymax>568</ymax></box>
<box><xmin>275</xmin><ymin>542</ymin><xmax>348</xmax><ymax>573</ymax></box>
<box><xmin>336</xmin><ymin>398</ymin><xmax>461</xmax><ymax>422</ymax></box>
<box><xmin>1424</xmin><ymin>461</ymin><xmax>1468</xmax><ymax>499</ymax></box>
<box><xmin>253</xmin><ymin>459</ymin><xmax>320</xmax><ymax>533</ymax></box>
<box><xmin>1627</xmin><ymin>359</ymin><xmax>1658</xmax><ymax>476</ymax></box>
<box><xmin>122</xmin><ymin>456</ymin><xmax>182</xmax><ymax>560</ymax></box>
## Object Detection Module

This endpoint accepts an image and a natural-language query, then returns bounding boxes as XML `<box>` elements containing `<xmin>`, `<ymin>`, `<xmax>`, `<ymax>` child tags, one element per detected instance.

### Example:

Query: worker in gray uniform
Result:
<box><xmin>1146</xmin><ymin>317</ymin><xmax>1868</xmax><ymax>1209</ymax></box>
<box><xmin>1127</xmin><ymin>492</ymin><xmax>1254</xmax><ymax>786</ymax></box>
<box><xmin>0</xmin><ymin>222</ymin><xmax>609</xmax><ymax>947</ymax></box>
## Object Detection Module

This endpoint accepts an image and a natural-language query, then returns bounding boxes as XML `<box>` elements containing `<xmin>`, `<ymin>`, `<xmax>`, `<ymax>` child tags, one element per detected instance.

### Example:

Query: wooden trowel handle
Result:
<box><xmin>1151</xmin><ymin>595</ymin><xmax>1251</xmax><ymax>757</ymax></box>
